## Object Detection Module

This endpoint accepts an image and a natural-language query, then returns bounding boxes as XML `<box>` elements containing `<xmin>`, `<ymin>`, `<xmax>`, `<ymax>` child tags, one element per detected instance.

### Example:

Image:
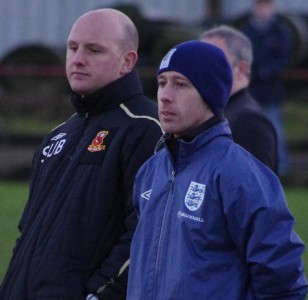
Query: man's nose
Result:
<box><xmin>72</xmin><ymin>49</ymin><xmax>86</xmax><ymax>65</ymax></box>
<box><xmin>158</xmin><ymin>86</ymin><xmax>173</xmax><ymax>103</ymax></box>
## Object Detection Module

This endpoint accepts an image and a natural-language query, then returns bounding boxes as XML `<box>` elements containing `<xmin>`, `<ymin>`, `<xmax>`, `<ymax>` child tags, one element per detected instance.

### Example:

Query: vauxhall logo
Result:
<box><xmin>42</xmin><ymin>133</ymin><xmax>67</xmax><ymax>161</ymax></box>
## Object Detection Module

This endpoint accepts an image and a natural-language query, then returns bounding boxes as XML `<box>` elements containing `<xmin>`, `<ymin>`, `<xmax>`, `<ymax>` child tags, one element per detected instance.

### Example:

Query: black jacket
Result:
<box><xmin>0</xmin><ymin>71</ymin><xmax>162</xmax><ymax>300</ymax></box>
<box><xmin>224</xmin><ymin>88</ymin><xmax>278</xmax><ymax>173</ymax></box>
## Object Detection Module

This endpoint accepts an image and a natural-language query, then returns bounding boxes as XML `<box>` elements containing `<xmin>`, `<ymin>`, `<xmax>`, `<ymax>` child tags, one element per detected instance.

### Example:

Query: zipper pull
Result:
<box><xmin>154</xmin><ymin>135</ymin><xmax>166</xmax><ymax>154</ymax></box>
<box><xmin>170</xmin><ymin>170</ymin><xmax>176</xmax><ymax>194</ymax></box>
<box><xmin>170</xmin><ymin>170</ymin><xmax>175</xmax><ymax>183</ymax></box>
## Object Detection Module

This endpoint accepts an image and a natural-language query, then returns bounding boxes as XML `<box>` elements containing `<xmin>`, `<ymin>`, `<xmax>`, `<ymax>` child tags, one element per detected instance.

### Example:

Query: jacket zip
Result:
<box><xmin>152</xmin><ymin>169</ymin><xmax>176</xmax><ymax>299</ymax></box>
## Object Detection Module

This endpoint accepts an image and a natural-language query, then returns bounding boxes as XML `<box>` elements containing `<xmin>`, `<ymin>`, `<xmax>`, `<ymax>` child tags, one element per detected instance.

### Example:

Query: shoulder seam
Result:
<box><xmin>50</xmin><ymin>113</ymin><xmax>76</xmax><ymax>132</ymax></box>
<box><xmin>119</xmin><ymin>103</ymin><xmax>161</xmax><ymax>129</ymax></box>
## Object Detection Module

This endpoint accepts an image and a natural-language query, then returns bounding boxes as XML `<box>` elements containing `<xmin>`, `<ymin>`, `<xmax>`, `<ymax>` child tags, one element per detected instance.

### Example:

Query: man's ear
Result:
<box><xmin>238</xmin><ymin>60</ymin><xmax>249</xmax><ymax>78</ymax></box>
<box><xmin>121</xmin><ymin>51</ymin><xmax>138</xmax><ymax>74</ymax></box>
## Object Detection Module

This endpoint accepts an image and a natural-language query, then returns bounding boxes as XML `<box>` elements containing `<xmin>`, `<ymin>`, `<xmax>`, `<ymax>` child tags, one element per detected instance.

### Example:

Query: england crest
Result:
<box><xmin>184</xmin><ymin>181</ymin><xmax>206</xmax><ymax>211</ymax></box>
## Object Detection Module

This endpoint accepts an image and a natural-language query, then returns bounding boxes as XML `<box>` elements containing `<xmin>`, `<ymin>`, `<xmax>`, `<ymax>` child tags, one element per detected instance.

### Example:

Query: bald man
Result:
<box><xmin>0</xmin><ymin>9</ymin><xmax>162</xmax><ymax>300</ymax></box>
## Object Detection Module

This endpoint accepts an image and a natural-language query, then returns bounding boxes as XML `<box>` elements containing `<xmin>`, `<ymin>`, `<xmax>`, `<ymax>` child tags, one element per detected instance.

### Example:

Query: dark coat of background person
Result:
<box><xmin>225</xmin><ymin>89</ymin><xmax>278</xmax><ymax>172</ymax></box>
<box><xmin>241</xmin><ymin>0</ymin><xmax>293</xmax><ymax>175</ymax></box>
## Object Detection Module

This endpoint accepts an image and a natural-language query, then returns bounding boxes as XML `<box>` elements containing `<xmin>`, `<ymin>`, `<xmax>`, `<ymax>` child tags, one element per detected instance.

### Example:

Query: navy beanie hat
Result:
<box><xmin>157</xmin><ymin>40</ymin><xmax>233</xmax><ymax>115</ymax></box>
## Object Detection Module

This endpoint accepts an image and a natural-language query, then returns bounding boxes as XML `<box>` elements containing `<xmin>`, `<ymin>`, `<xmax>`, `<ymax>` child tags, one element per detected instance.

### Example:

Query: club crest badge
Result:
<box><xmin>184</xmin><ymin>181</ymin><xmax>206</xmax><ymax>211</ymax></box>
<box><xmin>88</xmin><ymin>130</ymin><xmax>109</xmax><ymax>152</ymax></box>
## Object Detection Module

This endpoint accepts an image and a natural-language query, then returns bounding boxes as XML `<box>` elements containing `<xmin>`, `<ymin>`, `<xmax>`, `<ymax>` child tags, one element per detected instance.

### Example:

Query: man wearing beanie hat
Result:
<box><xmin>127</xmin><ymin>41</ymin><xmax>307</xmax><ymax>299</ymax></box>
<box><xmin>157</xmin><ymin>40</ymin><xmax>232</xmax><ymax>116</ymax></box>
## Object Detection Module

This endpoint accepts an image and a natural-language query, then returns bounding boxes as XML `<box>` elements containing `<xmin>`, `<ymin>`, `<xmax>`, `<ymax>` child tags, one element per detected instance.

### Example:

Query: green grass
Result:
<box><xmin>284</xmin><ymin>99</ymin><xmax>308</xmax><ymax>143</ymax></box>
<box><xmin>0</xmin><ymin>181</ymin><xmax>307</xmax><ymax>296</ymax></box>
<box><xmin>0</xmin><ymin>181</ymin><xmax>28</xmax><ymax>281</ymax></box>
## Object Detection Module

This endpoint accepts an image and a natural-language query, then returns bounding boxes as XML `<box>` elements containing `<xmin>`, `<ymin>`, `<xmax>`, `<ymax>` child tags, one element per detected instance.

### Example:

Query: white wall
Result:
<box><xmin>0</xmin><ymin>0</ymin><xmax>308</xmax><ymax>59</ymax></box>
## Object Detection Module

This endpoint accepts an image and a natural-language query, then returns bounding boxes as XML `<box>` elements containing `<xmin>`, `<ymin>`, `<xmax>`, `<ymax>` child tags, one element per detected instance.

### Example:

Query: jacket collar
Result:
<box><xmin>71</xmin><ymin>70</ymin><xmax>143</xmax><ymax>116</ymax></box>
<box><xmin>163</xmin><ymin>115</ymin><xmax>225</xmax><ymax>143</ymax></box>
<box><xmin>162</xmin><ymin>116</ymin><xmax>229</xmax><ymax>161</ymax></box>
<box><xmin>180</xmin><ymin>115</ymin><xmax>225</xmax><ymax>142</ymax></box>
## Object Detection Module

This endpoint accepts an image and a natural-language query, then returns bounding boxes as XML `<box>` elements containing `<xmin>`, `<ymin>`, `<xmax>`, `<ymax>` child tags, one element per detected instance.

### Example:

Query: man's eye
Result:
<box><xmin>175</xmin><ymin>82</ymin><xmax>185</xmax><ymax>88</ymax></box>
<box><xmin>158</xmin><ymin>81</ymin><xmax>166</xmax><ymax>87</ymax></box>
<box><xmin>68</xmin><ymin>46</ymin><xmax>77</xmax><ymax>52</ymax></box>
<box><xmin>90</xmin><ymin>48</ymin><xmax>100</xmax><ymax>54</ymax></box>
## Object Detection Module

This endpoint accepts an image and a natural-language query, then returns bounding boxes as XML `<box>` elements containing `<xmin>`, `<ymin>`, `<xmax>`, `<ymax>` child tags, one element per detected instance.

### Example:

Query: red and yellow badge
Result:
<box><xmin>88</xmin><ymin>130</ymin><xmax>109</xmax><ymax>152</ymax></box>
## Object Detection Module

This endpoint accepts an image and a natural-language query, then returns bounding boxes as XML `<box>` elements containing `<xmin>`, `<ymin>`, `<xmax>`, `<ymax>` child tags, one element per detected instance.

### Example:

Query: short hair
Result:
<box><xmin>200</xmin><ymin>25</ymin><xmax>253</xmax><ymax>77</ymax></box>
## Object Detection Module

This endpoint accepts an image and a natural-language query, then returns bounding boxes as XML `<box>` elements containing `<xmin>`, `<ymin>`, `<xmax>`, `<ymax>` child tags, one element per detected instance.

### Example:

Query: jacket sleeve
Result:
<box><xmin>86</xmin><ymin>119</ymin><xmax>162</xmax><ymax>299</ymax></box>
<box><xmin>221</xmin><ymin>165</ymin><xmax>307</xmax><ymax>299</ymax></box>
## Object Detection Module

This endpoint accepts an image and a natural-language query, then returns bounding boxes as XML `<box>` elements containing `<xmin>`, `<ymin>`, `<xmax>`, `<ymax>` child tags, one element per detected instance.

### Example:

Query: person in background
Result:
<box><xmin>0</xmin><ymin>8</ymin><xmax>162</xmax><ymax>300</ymax></box>
<box><xmin>242</xmin><ymin>0</ymin><xmax>293</xmax><ymax>176</ymax></box>
<box><xmin>127</xmin><ymin>40</ymin><xmax>307</xmax><ymax>299</ymax></box>
<box><xmin>200</xmin><ymin>25</ymin><xmax>278</xmax><ymax>173</ymax></box>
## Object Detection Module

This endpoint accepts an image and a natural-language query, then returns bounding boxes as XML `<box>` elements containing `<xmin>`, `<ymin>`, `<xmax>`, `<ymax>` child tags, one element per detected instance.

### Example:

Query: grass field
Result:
<box><xmin>0</xmin><ymin>181</ymin><xmax>307</xmax><ymax>294</ymax></box>
<box><xmin>0</xmin><ymin>181</ymin><xmax>28</xmax><ymax>282</ymax></box>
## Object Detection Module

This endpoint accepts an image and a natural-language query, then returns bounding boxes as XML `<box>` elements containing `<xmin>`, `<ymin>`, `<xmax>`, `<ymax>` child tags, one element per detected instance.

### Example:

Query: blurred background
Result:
<box><xmin>0</xmin><ymin>0</ymin><xmax>307</xmax><ymax>185</ymax></box>
<box><xmin>1</xmin><ymin>0</ymin><xmax>307</xmax><ymax>288</ymax></box>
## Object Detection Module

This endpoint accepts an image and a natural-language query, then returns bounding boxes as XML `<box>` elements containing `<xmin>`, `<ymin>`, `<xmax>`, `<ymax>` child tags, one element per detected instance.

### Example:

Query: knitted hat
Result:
<box><xmin>157</xmin><ymin>40</ymin><xmax>233</xmax><ymax>115</ymax></box>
